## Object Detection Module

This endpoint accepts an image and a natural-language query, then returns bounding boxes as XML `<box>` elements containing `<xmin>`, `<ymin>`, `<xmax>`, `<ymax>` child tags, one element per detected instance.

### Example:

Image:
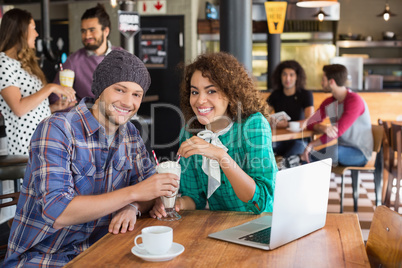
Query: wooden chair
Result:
<box><xmin>389</xmin><ymin>122</ymin><xmax>402</xmax><ymax>211</ymax></box>
<box><xmin>379</xmin><ymin>119</ymin><xmax>393</xmax><ymax>207</ymax></box>
<box><xmin>332</xmin><ymin>125</ymin><xmax>383</xmax><ymax>213</ymax></box>
<box><xmin>366</xmin><ymin>205</ymin><xmax>402</xmax><ymax>268</ymax></box>
<box><xmin>0</xmin><ymin>192</ymin><xmax>19</xmax><ymax>260</ymax></box>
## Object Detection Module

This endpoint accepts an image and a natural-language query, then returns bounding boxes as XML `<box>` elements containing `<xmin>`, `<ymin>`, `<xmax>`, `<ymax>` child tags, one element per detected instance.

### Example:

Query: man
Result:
<box><xmin>301</xmin><ymin>64</ymin><xmax>373</xmax><ymax>167</ymax></box>
<box><xmin>51</xmin><ymin>4</ymin><xmax>123</xmax><ymax>104</ymax></box>
<box><xmin>267</xmin><ymin>60</ymin><xmax>314</xmax><ymax>166</ymax></box>
<box><xmin>4</xmin><ymin>50</ymin><xmax>179</xmax><ymax>267</ymax></box>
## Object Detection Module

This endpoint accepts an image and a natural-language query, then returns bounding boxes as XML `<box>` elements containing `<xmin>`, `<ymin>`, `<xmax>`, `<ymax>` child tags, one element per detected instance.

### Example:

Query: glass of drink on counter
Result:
<box><xmin>155</xmin><ymin>161</ymin><xmax>181</xmax><ymax>221</ymax></box>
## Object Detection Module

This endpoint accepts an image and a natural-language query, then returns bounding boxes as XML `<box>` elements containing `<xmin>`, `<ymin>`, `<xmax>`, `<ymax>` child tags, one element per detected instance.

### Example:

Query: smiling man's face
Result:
<box><xmin>92</xmin><ymin>81</ymin><xmax>143</xmax><ymax>135</ymax></box>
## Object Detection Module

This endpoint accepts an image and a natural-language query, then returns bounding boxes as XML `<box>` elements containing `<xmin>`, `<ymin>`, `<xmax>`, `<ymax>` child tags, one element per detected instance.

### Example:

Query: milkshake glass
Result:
<box><xmin>155</xmin><ymin>161</ymin><xmax>181</xmax><ymax>221</ymax></box>
<box><xmin>59</xmin><ymin>69</ymin><xmax>75</xmax><ymax>100</ymax></box>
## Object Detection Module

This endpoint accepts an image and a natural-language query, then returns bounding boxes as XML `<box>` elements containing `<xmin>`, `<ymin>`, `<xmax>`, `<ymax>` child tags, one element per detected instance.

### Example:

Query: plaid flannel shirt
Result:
<box><xmin>4</xmin><ymin>98</ymin><xmax>155</xmax><ymax>268</ymax></box>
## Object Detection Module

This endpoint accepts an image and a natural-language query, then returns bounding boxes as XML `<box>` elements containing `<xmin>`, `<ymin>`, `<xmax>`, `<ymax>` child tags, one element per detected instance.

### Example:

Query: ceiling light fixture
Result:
<box><xmin>296</xmin><ymin>0</ymin><xmax>337</xmax><ymax>8</ymax></box>
<box><xmin>313</xmin><ymin>7</ymin><xmax>329</xmax><ymax>22</ymax></box>
<box><xmin>110</xmin><ymin>0</ymin><xmax>118</xmax><ymax>8</ymax></box>
<box><xmin>377</xmin><ymin>2</ymin><xmax>397</xmax><ymax>21</ymax></box>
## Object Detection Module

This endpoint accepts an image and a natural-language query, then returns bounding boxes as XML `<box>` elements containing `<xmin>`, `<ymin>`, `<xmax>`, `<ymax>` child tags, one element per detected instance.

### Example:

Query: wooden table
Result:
<box><xmin>272</xmin><ymin>127</ymin><xmax>314</xmax><ymax>142</ymax></box>
<box><xmin>65</xmin><ymin>211</ymin><xmax>370</xmax><ymax>267</ymax></box>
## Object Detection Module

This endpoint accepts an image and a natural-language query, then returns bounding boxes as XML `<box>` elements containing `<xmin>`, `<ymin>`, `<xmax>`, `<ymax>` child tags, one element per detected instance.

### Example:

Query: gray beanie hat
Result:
<box><xmin>91</xmin><ymin>50</ymin><xmax>151</xmax><ymax>100</ymax></box>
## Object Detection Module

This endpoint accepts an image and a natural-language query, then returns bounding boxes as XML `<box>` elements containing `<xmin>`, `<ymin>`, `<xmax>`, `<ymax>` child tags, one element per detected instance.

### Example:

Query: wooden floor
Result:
<box><xmin>328</xmin><ymin>171</ymin><xmax>401</xmax><ymax>242</ymax></box>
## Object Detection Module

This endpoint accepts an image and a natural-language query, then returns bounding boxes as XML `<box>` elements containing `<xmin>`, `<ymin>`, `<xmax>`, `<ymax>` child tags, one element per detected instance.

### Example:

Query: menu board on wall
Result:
<box><xmin>140</xmin><ymin>28</ymin><xmax>168</xmax><ymax>68</ymax></box>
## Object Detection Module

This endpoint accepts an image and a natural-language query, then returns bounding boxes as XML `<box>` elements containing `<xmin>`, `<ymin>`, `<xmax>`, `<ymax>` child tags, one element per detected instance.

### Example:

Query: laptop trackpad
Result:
<box><xmin>236</xmin><ymin>223</ymin><xmax>267</xmax><ymax>232</ymax></box>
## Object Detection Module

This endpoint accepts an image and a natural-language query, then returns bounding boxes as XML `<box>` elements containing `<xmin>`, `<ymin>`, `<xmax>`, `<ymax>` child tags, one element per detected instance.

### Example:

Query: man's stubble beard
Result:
<box><xmin>83</xmin><ymin>32</ymin><xmax>105</xmax><ymax>51</ymax></box>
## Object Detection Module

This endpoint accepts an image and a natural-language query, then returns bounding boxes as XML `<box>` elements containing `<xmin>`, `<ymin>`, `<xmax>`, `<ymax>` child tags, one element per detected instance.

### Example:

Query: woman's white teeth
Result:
<box><xmin>198</xmin><ymin>108</ymin><xmax>212</xmax><ymax>113</ymax></box>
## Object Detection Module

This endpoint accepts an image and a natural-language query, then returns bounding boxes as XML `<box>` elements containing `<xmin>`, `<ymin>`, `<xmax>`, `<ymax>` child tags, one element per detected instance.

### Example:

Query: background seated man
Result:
<box><xmin>302</xmin><ymin>64</ymin><xmax>373</xmax><ymax>167</ymax></box>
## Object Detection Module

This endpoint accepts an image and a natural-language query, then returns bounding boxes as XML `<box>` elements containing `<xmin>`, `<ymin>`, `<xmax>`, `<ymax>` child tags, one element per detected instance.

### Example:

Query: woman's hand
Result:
<box><xmin>178</xmin><ymin>136</ymin><xmax>226</xmax><ymax>161</ymax></box>
<box><xmin>45</xmin><ymin>83</ymin><xmax>76</xmax><ymax>102</ymax></box>
<box><xmin>149</xmin><ymin>197</ymin><xmax>166</xmax><ymax>219</ymax></box>
<box><xmin>49</xmin><ymin>98</ymin><xmax>77</xmax><ymax>113</ymax></box>
<box><xmin>149</xmin><ymin>197</ymin><xmax>184</xmax><ymax>219</ymax></box>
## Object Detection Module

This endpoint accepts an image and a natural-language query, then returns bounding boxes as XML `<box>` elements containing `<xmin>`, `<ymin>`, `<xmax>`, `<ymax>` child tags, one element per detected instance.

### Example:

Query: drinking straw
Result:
<box><xmin>176</xmin><ymin>154</ymin><xmax>181</xmax><ymax>163</ymax></box>
<box><xmin>152</xmin><ymin>150</ymin><xmax>159</xmax><ymax>165</ymax></box>
<box><xmin>59</xmin><ymin>63</ymin><xmax>63</xmax><ymax>71</ymax></box>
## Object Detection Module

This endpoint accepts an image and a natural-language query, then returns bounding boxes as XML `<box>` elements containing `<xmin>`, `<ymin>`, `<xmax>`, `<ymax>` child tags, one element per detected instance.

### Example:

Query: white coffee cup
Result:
<box><xmin>134</xmin><ymin>226</ymin><xmax>173</xmax><ymax>255</ymax></box>
<box><xmin>288</xmin><ymin>121</ymin><xmax>300</xmax><ymax>131</ymax></box>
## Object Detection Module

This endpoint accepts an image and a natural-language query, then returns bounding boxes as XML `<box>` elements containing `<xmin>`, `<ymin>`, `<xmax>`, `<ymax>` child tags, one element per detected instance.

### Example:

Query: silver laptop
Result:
<box><xmin>208</xmin><ymin>158</ymin><xmax>332</xmax><ymax>250</ymax></box>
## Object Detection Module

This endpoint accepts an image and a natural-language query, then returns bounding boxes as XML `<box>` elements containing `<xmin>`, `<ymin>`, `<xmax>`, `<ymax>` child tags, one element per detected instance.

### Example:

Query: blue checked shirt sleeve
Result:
<box><xmin>30</xmin><ymin>116</ymin><xmax>77</xmax><ymax>225</ymax></box>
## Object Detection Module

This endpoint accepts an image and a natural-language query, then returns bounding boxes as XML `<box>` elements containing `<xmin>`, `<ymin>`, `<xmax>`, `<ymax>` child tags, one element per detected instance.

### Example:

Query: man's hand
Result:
<box><xmin>108</xmin><ymin>204</ymin><xmax>137</xmax><ymax>234</ymax></box>
<box><xmin>324</xmin><ymin>125</ymin><xmax>338</xmax><ymax>138</ymax></box>
<box><xmin>132</xmin><ymin>173</ymin><xmax>179</xmax><ymax>201</ymax></box>
<box><xmin>301</xmin><ymin>144</ymin><xmax>313</xmax><ymax>163</ymax></box>
<box><xmin>269</xmin><ymin>116</ymin><xmax>288</xmax><ymax>129</ymax></box>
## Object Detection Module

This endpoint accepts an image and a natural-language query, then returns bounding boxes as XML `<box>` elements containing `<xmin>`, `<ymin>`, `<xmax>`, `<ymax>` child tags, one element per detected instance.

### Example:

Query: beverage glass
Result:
<box><xmin>155</xmin><ymin>161</ymin><xmax>181</xmax><ymax>221</ymax></box>
<box><xmin>134</xmin><ymin>226</ymin><xmax>173</xmax><ymax>255</ymax></box>
<box><xmin>59</xmin><ymin>69</ymin><xmax>75</xmax><ymax>100</ymax></box>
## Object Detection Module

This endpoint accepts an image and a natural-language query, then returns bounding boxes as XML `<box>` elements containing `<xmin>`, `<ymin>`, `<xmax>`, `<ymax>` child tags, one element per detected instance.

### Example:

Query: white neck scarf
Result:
<box><xmin>197</xmin><ymin>122</ymin><xmax>233</xmax><ymax>198</ymax></box>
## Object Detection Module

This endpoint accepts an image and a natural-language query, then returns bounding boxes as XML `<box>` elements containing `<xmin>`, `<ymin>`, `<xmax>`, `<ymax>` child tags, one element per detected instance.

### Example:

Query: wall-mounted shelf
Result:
<box><xmin>336</xmin><ymin>40</ymin><xmax>402</xmax><ymax>89</ymax></box>
<box><xmin>364</xmin><ymin>58</ymin><xmax>402</xmax><ymax>65</ymax></box>
<box><xmin>336</xmin><ymin>40</ymin><xmax>402</xmax><ymax>48</ymax></box>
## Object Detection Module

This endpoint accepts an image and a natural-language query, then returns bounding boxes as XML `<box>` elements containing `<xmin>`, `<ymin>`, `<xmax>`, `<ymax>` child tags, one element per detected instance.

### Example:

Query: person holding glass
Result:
<box><xmin>0</xmin><ymin>8</ymin><xmax>76</xmax><ymax>155</ymax></box>
<box><xmin>150</xmin><ymin>52</ymin><xmax>277</xmax><ymax>219</ymax></box>
<box><xmin>3</xmin><ymin>50</ymin><xmax>179</xmax><ymax>267</ymax></box>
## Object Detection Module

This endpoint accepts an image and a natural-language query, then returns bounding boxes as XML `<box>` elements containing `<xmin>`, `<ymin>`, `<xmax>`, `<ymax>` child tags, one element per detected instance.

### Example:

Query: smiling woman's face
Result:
<box><xmin>189</xmin><ymin>70</ymin><xmax>230</xmax><ymax>132</ymax></box>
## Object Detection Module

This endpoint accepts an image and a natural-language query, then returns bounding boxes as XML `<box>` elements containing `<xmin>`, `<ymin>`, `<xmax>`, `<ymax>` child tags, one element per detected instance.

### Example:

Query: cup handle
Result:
<box><xmin>134</xmin><ymin>234</ymin><xmax>145</xmax><ymax>249</ymax></box>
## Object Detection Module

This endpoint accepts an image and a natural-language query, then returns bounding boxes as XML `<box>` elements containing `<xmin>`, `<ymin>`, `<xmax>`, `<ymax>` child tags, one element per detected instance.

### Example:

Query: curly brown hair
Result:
<box><xmin>0</xmin><ymin>8</ymin><xmax>47</xmax><ymax>84</ymax></box>
<box><xmin>180</xmin><ymin>52</ymin><xmax>269</xmax><ymax>131</ymax></box>
<box><xmin>271</xmin><ymin>60</ymin><xmax>306</xmax><ymax>92</ymax></box>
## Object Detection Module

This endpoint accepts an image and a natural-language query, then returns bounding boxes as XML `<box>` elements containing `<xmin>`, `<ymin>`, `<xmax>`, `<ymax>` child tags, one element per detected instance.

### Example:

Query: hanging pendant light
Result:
<box><xmin>377</xmin><ymin>2</ymin><xmax>397</xmax><ymax>21</ymax></box>
<box><xmin>110</xmin><ymin>0</ymin><xmax>118</xmax><ymax>8</ymax></box>
<box><xmin>296</xmin><ymin>0</ymin><xmax>337</xmax><ymax>8</ymax></box>
<box><xmin>313</xmin><ymin>7</ymin><xmax>329</xmax><ymax>22</ymax></box>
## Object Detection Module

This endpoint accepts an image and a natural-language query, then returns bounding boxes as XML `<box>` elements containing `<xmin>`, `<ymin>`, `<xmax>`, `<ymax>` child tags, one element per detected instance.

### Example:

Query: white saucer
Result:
<box><xmin>131</xmin><ymin>242</ymin><xmax>185</xmax><ymax>262</ymax></box>
<box><xmin>286</xmin><ymin>127</ymin><xmax>302</xmax><ymax>133</ymax></box>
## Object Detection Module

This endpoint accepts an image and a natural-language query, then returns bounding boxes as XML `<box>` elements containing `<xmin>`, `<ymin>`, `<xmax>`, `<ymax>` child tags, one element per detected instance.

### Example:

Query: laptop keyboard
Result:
<box><xmin>239</xmin><ymin>227</ymin><xmax>271</xmax><ymax>244</ymax></box>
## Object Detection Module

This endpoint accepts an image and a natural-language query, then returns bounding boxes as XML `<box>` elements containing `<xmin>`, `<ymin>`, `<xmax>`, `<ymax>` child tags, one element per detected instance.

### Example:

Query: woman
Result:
<box><xmin>0</xmin><ymin>8</ymin><xmax>76</xmax><ymax>155</ymax></box>
<box><xmin>151</xmin><ymin>52</ymin><xmax>277</xmax><ymax>218</ymax></box>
